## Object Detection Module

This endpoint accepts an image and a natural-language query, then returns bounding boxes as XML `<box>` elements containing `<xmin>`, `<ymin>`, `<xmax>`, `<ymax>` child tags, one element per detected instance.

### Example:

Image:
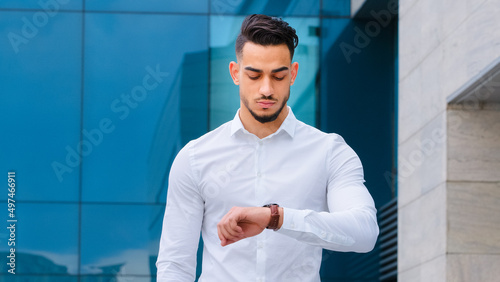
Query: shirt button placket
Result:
<box><xmin>255</xmin><ymin>140</ymin><xmax>266</xmax><ymax>281</ymax></box>
<box><xmin>256</xmin><ymin>239</ymin><xmax>266</xmax><ymax>281</ymax></box>
<box><xmin>255</xmin><ymin>140</ymin><xmax>264</xmax><ymax>201</ymax></box>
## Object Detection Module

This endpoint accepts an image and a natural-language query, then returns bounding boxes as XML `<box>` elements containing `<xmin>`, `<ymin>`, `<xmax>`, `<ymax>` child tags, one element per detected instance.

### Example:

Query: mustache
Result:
<box><xmin>256</xmin><ymin>95</ymin><xmax>277</xmax><ymax>101</ymax></box>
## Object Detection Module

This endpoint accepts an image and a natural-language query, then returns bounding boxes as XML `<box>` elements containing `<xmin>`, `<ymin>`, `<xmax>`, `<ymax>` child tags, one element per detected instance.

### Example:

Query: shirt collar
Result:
<box><xmin>230</xmin><ymin>106</ymin><xmax>296</xmax><ymax>138</ymax></box>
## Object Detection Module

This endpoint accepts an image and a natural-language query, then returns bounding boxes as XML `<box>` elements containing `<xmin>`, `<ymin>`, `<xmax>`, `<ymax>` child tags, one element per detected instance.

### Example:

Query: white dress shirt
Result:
<box><xmin>156</xmin><ymin>107</ymin><xmax>379</xmax><ymax>282</ymax></box>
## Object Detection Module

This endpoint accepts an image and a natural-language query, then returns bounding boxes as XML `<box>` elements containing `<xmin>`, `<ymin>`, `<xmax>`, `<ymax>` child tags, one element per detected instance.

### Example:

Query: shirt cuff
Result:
<box><xmin>278</xmin><ymin>207</ymin><xmax>309</xmax><ymax>232</ymax></box>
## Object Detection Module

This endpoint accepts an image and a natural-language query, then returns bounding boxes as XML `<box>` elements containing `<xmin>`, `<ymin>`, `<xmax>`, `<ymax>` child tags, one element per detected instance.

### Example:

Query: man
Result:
<box><xmin>156</xmin><ymin>14</ymin><xmax>379</xmax><ymax>281</ymax></box>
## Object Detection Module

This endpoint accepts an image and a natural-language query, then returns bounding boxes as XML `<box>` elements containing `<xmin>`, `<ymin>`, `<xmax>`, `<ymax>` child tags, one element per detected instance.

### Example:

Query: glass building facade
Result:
<box><xmin>0</xmin><ymin>0</ymin><xmax>397</xmax><ymax>281</ymax></box>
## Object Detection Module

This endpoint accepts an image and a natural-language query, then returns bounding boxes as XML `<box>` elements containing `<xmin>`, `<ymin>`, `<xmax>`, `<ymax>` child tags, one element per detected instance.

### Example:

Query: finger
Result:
<box><xmin>220</xmin><ymin>220</ymin><xmax>241</xmax><ymax>244</ymax></box>
<box><xmin>217</xmin><ymin>209</ymin><xmax>234</xmax><ymax>246</ymax></box>
<box><xmin>217</xmin><ymin>222</ymin><xmax>227</xmax><ymax>246</ymax></box>
<box><xmin>229</xmin><ymin>217</ymin><xmax>243</xmax><ymax>234</ymax></box>
<box><xmin>220</xmin><ymin>209</ymin><xmax>243</xmax><ymax>236</ymax></box>
<box><xmin>219</xmin><ymin>226</ymin><xmax>239</xmax><ymax>247</ymax></box>
<box><xmin>218</xmin><ymin>218</ymin><xmax>241</xmax><ymax>246</ymax></box>
<box><xmin>218</xmin><ymin>207</ymin><xmax>245</xmax><ymax>246</ymax></box>
<box><xmin>226</xmin><ymin>217</ymin><xmax>243</xmax><ymax>237</ymax></box>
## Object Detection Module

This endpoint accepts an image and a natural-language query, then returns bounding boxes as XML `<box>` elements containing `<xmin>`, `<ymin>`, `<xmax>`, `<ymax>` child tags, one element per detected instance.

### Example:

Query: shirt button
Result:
<box><xmin>258</xmin><ymin>241</ymin><xmax>264</xmax><ymax>249</ymax></box>
<box><xmin>257</xmin><ymin>172</ymin><xmax>261</xmax><ymax>177</ymax></box>
<box><xmin>257</xmin><ymin>278</ymin><xmax>264</xmax><ymax>282</ymax></box>
<box><xmin>321</xmin><ymin>231</ymin><xmax>327</xmax><ymax>239</ymax></box>
<box><xmin>290</xmin><ymin>223</ymin><xmax>295</xmax><ymax>229</ymax></box>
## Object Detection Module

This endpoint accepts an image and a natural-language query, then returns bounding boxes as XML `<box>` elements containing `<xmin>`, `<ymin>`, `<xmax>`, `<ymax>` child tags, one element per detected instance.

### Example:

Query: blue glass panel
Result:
<box><xmin>81</xmin><ymin>276</ymin><xmax>154</xmax><ymax>282</ymax></box>
<box><xmin>319</xmin><ymin>17</ymin><xmax>349</xmax><ymax>130</ymax></box>
<box><xmin>0</xmin><ymin>0</ymin><xmax>82</xmax><ymax>10</ymax></box>
<box><xmin>209</xmin><ymin>16</ymin><xmax>319</xmax><ymax>129</ymax></box>
<box><xmin>0</xmin><ymin>11</ymin><xmax>81</xmax><ymax>202</ymax></box>
<box><xmin>82</xmin><ymin>14</ymin><xmax>208</xmax><ymax>203</ymax></box>
<box><xmin>320</xmin><ymin>17</ymin><xmax>395</xmax><ymax>205</ymax></box>
<box><xmin>322</xmin><ymin>0</ymin><xmax>350</xmax><ymax>16</ymax></box>
<box><xmin>208</xmin><ymin>15</ymin><xmax>242</xmax><ymax>129</ymax></box>
<box><xmin>86</xmin><ymin>0</ymin><xmax>208</xmax><ymax>13</ymax></box>
<box><xmin>0</xmin><ymin>203</ymin><xmax>79</xmax><ymax>275</ymax></box>
<box><xmin>210</xmin><ymin>0</ymin><xmax>319</xmax><ymax>16</ymax></box>
<box><xmin>319</xmin><ymin>17</ymin><xmax>396</xmax><ymax>281</ymax></box>
<box><xmin>0</xmin><ymin>275</ymin><xmax>78</xmax><ymax>281</ymax></box>
<box><xmin>80</xmin><ymin>204</ymin><xmax>164</xmax><ymax>276</ymax></box>
<box><xmin>285</xmin><ymin>17</ymin><xmax>319</xmax><ymax>127</ymax></box>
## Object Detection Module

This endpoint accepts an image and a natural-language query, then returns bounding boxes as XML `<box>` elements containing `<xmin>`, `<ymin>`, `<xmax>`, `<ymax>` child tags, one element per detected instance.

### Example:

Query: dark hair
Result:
<box><xmin>235</xmin><ymin>14</ymin><xmax>299</xmax><ymax>60</ymax></box>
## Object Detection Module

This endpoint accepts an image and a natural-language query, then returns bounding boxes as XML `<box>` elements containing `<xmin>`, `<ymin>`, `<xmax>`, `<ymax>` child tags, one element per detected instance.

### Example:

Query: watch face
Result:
<box><xmin>263</xmin><ymin>203</ymin><xmax>279</xmax><ymax>207</ymax></box>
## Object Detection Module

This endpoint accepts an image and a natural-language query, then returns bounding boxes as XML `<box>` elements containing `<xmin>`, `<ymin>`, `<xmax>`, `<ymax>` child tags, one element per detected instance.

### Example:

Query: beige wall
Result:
<box><xmin>398</xmin><ymin>0</ymin><xmax>500</xmax><ymax>280</ymax></box>
<box><xmin>446</xmin><ymin>107</ymin><xmax>500</xmax><ymax>281</ymax></box>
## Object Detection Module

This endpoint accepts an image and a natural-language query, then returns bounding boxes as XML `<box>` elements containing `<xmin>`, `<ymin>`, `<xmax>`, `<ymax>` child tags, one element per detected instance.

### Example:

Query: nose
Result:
<box><xmin>259</xmin><ymin>76</ymin><xmax>273</xmax><ymax>97</ymax></box>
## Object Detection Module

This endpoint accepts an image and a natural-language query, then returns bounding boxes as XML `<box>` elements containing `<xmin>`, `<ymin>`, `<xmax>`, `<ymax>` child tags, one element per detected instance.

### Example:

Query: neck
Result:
<box><xmin>239</xmin><ymin>106</ymin><xmax>289</xmax><ymax>139</ymax></box>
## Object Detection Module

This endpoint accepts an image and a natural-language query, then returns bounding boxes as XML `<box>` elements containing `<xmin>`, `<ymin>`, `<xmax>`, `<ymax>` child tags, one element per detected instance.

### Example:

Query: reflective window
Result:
<box><xmin>322</xmin><ymin>16</ymin><xmax>396</xmax><ymax>203</ymax></box>
<box><xmin>322</xmin><ymin>0</ymin><xmax>351</xmax><ymax>16</ymax></box>
<box><xmin>80</xmin><ymin>204</ymin><xmax>164</xmax><ymax>277</ymax></box>
<box><xmin>0</xmin><ymin>203</ymin><xmax>79</xmax><ymax>275</ymax></box>
<box><xmin>319</xmin><ymin>17</ymin><xmax>350</xmax><ymax>129</ymax></box>
<box><xmin>285</xmin><ymin>17</ymin><xmax>320</xmax><ymax>126</ymax></box>
<box><xmin>0</xmin><ymin>0</ymin><xmax>82</xmax><ymax>10</ymax></box>
<box><xmin>81</xmin><ymin>277</ymin><xmax>154</xmax><ymax>282</ymax></box>
<box><xmin>208</xmin><ymin>15</ymin><xmax>242</xmax><ymax>129</ymax></box>
<box><xmin>209</xmin><ymin>16</ymin><xmax>319</xmax><ymax>129</ymax></box>
<box><xmin>0</xmin><ymin>275</ymin><xmax>78</xmax><ymax>282</ymax></box>
<box><xmin>319</xmin><ymin>15</ymin><xmax>397</xmax><ymax>281</ymax></box>
<box><xmin>82</xmin><ymin>14</ymin><xmax>209</xmax><ymax>204</ymax></box>
<box><xmin>210</xmin><ymin>0</ymin><xmax>319</xmax><ymax>16</ymax></box>
<box><xmin>86</xmin><ymin>0</ymin><xmax>208</xmax><ymax>13</ymax></box>
<box><xmin>0</xmin><ymin>11</ymin><xmax>82</xmax><ymax>202</ymax></box>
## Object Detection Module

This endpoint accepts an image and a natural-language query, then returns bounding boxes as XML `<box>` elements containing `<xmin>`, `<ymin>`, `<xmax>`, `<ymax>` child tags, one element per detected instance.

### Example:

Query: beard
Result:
<box><xmin>241</xmin><ymin>90</ymin><xmax>290</xmax><ymax>124</ymax></box>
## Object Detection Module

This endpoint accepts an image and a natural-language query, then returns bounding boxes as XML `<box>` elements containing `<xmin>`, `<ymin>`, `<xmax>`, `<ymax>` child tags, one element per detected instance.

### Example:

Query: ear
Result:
<box><xmin>229</xmin><ymin>61</ymin><xmax>240</xmax><ymax>85</ymax></box>
<box><xmin>290</xmin><ymin>62</ymin><xmax>299</xmax><ymax>86</ymax></box>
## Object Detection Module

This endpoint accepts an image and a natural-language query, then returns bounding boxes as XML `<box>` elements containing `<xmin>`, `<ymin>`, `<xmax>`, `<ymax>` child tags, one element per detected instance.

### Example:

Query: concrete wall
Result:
<box><xmin>398</xmin><ymin>0</ymin><xmax>500</xmax><ymax>280</ymax></box>
<box><xmin>446</xmin><ymin>106</ymin><xmax>500</xmax><ymax>281</ymax></box>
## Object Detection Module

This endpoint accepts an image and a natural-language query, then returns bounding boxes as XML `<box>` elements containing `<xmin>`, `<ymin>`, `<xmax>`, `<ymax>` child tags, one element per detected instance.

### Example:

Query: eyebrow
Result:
<box><xmin>244</xmin><ymin>66</ymin><xmax>289</xmax><ymax>73</ymax></box>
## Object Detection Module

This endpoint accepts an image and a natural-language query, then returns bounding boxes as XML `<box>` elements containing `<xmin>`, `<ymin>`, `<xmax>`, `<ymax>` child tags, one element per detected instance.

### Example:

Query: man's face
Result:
<box><xmin>230</xmin><ymin>42</ymin><xmax>298</xmax><ymax>124</ymax></box>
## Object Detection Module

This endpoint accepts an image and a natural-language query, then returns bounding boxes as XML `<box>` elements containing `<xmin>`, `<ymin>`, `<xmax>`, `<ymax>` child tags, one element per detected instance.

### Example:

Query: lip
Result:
<box><xmin>257</xmin><ymin>100</ymin><xmax>275</xmax><ymax>109</ymax></box>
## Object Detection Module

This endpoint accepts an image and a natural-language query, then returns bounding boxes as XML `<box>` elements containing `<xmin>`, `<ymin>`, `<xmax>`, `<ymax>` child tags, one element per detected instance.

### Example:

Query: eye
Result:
<box><xmin>274</xmin><ymin>76</ymin><xmax>285</xmax><ymax>81</ymax></box>
<box><xmin>248</xmin><ymin>75</ymin><xmax>260</xmax><ymax>80</ymax></box>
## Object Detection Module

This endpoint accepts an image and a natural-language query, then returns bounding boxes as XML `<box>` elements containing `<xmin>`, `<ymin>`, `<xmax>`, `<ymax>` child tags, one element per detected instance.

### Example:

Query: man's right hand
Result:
<box><xmin>217</xmin><ymin>206</ymin><xmax>275</xmax><ymax>246</ymax></box>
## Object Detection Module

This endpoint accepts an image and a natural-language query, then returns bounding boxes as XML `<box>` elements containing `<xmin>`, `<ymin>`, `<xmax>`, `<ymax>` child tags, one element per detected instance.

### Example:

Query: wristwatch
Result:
<box><xmin>263</xmin><ymin>203</ymin><xmax>280</xmax><ymax>231</ymax></box>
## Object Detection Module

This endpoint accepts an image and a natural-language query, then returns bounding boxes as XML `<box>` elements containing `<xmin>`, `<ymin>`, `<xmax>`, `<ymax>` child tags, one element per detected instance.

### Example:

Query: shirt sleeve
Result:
<box><xmin>276</xmin><ymin>134</ymin><xmax>379</xmax><ymax>253</ymax></box>
<box><xmin>156</xmin><ymin>142</ymin><xmax>204</xmax><ymax>281</ymax></box>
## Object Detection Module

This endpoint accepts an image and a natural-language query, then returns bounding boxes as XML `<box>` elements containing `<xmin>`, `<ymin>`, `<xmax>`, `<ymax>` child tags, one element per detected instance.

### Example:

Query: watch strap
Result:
<box><xmin>263</xmin><ymin>203</ymin><xmax>280</xmax><ymax>231</ymax></box>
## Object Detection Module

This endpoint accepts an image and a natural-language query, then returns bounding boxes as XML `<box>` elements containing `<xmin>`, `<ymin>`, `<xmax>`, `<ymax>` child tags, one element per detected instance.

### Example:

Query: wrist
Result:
<box><xmin>263</xmin><ymin>203</ymin><xmax>282</xmax><ymax>231</ymax></box>
<box><xmin>277</xmin><ymin>207</ymin><xmax>283</xmax><ymax>229</ymax></box>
